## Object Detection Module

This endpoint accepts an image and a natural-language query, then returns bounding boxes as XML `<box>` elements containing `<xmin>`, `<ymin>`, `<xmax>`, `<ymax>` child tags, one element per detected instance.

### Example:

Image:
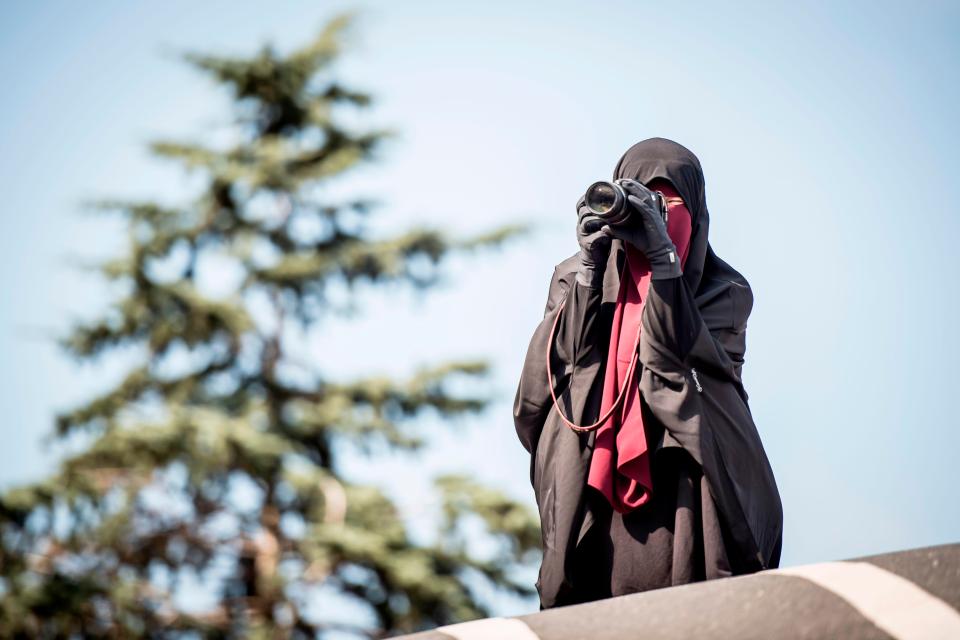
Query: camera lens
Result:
<box><xmin>585</xmin><ymin>181</ymin><xmax>621</xmax><ymax>216</ymax></box>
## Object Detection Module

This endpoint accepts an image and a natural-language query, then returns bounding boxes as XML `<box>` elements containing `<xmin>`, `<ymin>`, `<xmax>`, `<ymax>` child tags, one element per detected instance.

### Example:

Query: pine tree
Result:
<box><xmin>0</xmin><ymin>14</ymin><xmax>540</xmax><ymax>638</ymax></box>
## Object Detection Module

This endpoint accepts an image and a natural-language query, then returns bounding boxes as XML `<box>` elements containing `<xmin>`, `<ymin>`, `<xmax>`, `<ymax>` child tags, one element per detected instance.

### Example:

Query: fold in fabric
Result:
<box><xmin>585</xmin><ymin>182</ymin><xmax>693</xmax><ymax>513</ymax></box>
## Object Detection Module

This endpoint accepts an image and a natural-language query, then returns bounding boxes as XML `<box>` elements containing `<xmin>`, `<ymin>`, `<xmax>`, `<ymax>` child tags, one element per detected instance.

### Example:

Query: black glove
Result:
<box><xmin>575</xmin><ymin>196</ymin><xmax>612</xmax><ymax>288</ymax></box>
<box><xmin>601</xmin><ymin>179</ymin><xmax>682</xmax><ymax>280</ymax></box>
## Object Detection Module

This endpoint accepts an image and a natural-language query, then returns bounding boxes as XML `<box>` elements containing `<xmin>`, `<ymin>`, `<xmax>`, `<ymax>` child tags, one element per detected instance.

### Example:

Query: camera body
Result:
<box><xmin>583</xmin><ymin>178</ymin><xmax>669</xmax><ymax>225</ymax></box>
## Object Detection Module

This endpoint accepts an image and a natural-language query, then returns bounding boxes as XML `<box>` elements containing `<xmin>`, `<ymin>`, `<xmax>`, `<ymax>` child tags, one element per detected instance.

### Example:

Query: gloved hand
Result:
<box><xmin>601</xmin><ymin>179</ymin><xmax>683</xmax><ymax>280</ymax></box>
<box><xmin>575</xmin><ymin>196</ymin><xmax>613</xmax><ymax>288</ymax></box>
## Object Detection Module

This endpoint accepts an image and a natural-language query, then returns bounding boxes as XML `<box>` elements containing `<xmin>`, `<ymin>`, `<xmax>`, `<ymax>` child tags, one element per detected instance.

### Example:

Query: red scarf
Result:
<box><xmin>585</xmin><ymin>181</ymin><xmax>693</xmax><ymax>513</ymax></box>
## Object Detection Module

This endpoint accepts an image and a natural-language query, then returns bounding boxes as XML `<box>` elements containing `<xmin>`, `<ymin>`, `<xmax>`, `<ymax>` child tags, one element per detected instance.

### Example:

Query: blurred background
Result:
<box><xmin>1</xmin><ymin>0</ymin><xmax>958</xmax><ymax>635</ymax></box>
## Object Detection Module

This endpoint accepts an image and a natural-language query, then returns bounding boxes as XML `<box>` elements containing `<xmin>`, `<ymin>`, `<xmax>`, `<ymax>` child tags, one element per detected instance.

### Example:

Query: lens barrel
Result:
<box><xmin>584</xmin><ymin>180</ymin><xmax>631</xmax><ymax>224</ymax></box>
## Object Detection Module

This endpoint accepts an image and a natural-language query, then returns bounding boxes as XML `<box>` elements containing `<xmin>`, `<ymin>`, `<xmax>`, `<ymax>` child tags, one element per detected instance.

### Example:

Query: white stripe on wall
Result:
<box><xmin>770</xmin><ymin>561</ymin><xmax>960</xmax><ymax>640</ymax></box>
<box><xmin>434</xmin><ymin>617</ymin><xmax>541</xmax><ymax>640</ymax></box>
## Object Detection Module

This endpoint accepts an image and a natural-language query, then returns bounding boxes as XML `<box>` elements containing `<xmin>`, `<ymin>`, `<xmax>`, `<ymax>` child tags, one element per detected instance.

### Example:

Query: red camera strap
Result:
<box><xmin>544</xmin><ymin>295</ymin><xmax>642</xmax><ymax>433</ymax></box>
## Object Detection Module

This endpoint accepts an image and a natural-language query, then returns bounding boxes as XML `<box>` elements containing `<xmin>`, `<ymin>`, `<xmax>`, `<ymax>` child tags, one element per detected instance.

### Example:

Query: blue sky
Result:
<box><xmin>1</xmin><ymin>0</ymin><xmax>958</xmax><ymax>616</ymax></box>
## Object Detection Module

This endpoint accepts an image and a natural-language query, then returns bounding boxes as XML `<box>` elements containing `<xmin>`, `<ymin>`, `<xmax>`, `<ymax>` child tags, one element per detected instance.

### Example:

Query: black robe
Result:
<box><xmin>513</xmin><ymin>137</ymin><xmax>783</xmax><ymax>610</ymax></box>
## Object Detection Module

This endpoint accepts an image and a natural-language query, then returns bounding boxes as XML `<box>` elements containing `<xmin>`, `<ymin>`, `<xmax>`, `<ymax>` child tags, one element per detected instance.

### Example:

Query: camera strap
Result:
<box><xmin>544</xmin><ymin>289</ymin><xmax>642</xmax><ymax>434</ymax></box>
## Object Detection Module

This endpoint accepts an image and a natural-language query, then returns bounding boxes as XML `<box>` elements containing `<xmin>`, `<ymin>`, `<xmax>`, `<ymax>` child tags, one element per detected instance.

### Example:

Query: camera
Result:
<box><xmin>583</xmin><ymin>179</ymin><xmax>669</xmax><ymax>225</ymax></box>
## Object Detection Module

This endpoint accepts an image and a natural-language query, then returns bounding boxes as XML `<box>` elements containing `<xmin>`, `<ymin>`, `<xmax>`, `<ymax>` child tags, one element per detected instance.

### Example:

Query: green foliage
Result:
<box><xmin>0</xmin><ymin>13</ymin><xmax>538</xmax><ymax>638</ymax></box>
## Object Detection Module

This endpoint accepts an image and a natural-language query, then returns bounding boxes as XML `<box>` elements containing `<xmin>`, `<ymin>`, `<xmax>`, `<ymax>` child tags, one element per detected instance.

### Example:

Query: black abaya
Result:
<box><xmin>514</xmin><ymin>138</ymin><xmax>783</xmax><ymax>611</ymax></box>
<box><xmin>548</xmin><ymin>276</ymin><xmax>737</xmax><ymax>606</ymax></box>
<box><xmin>562</xmin><ymin>447</ymin><xmax>737</xmax><ymax>605</ymax></box>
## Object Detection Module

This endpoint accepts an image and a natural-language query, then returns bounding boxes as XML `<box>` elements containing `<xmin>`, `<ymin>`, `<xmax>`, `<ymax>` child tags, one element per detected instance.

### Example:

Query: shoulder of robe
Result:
<box><xmin>555</xmin><ymin>251</ymin><xmax>580</xmax><ymax>276</ymax></box>
<box><xmin>697</xmin><ymin>273</ymin><xmax>754</xmax><ymax>331</ymax></box>
<box><xmin>543</xmin><ymin>251</ymin><xmax>581</xmax><ymax>315</ymax></box>
<box><xmin>705</xmin><ymin>278</ymin><xmax>754</xmax><ymax>374</ymax></box>
<box><xmin>728</xmin><ymin>278</ymin><xmax>754</xmax><ymax>332</ymax></box>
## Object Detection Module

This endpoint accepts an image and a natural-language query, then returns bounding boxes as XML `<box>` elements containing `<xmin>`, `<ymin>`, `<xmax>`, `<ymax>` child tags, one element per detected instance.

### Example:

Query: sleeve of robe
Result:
<box><xmin>640</xmin><ymin>274</ymin><xmax>783</xmax><ymax>572</ymax></box>
<box><xmin>513</xmin><ymin>265</ymin><xmax>607</xmax><ymax>482</ymax></box>
<box><xmin>640</xmin><ymin>275</ymin><xmax>753</xmax><ymax>415</ymax></box>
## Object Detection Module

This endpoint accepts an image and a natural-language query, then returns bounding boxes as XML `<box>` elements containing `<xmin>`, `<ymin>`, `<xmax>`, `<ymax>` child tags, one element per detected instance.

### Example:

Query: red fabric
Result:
<box><xmin>585</xmin><ymin>180</ymin><xmax>694</xmax><ymax>513</ymax></box>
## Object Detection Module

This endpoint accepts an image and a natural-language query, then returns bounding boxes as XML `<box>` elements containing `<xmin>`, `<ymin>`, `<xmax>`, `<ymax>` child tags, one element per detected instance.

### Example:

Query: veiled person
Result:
<box><xmin>513</xmin><ymin>137</ymin><xmax>783</xmax><ymax>609</ymax></box>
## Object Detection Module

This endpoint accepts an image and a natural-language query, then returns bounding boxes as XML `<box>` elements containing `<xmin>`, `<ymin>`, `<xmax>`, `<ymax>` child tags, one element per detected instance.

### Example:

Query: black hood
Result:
<box><xmin>613</xmin><ymin>137</ymin><xmax>752</xmax><ymax>333</ymax></box>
